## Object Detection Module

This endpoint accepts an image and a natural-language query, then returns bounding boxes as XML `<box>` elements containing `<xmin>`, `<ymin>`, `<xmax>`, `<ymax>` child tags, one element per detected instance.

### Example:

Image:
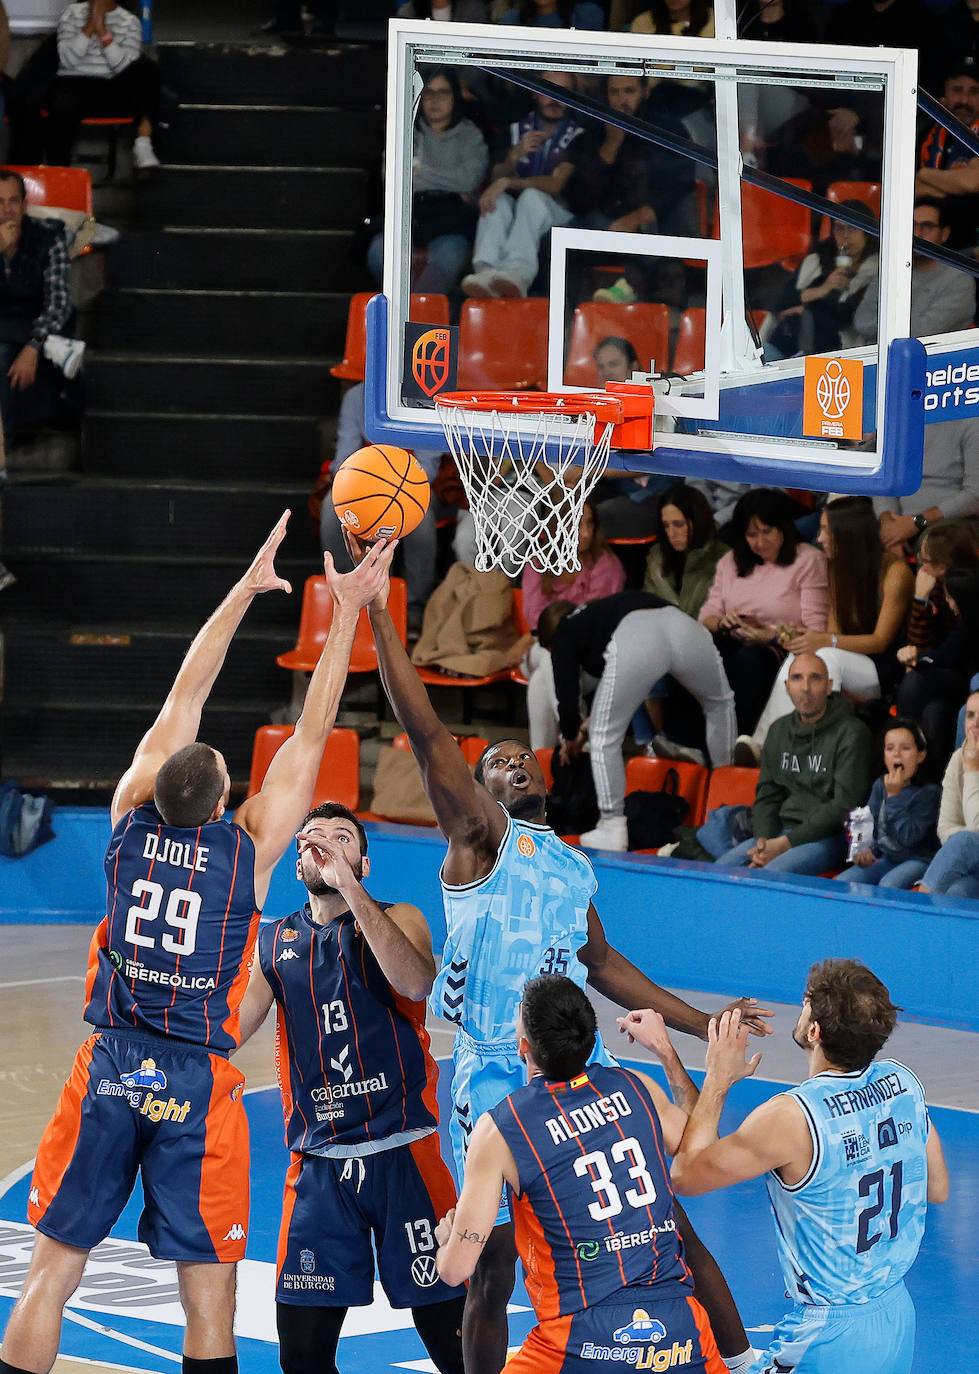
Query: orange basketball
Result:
<box><xmin>331</xmin><ymin>444</ymin><xmax>431</xmax><ymax>541</ymax></box>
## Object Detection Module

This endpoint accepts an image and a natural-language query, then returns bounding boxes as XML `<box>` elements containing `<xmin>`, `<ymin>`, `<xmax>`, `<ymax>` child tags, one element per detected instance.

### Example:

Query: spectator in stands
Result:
<box><xmin>587</xmin><ymin>337</ymin><xmax>670</xmax><ymax>535</ymax></box>
<box><xmin>566</xmin><ymin>73</ymin><xmax>698</xmax><ymax>264</ymax></box>
<box><xmin>914</xmin><ymin>61</ymin><xmax>979</xmax><ymax>247</ymax></box>
<box><xmin>0</xmin><ymin>170</ymin><xmax>73</xmax><ymax>448</ymax></box>
<box><xmin>836</xmin><ymin>718</ymin><xmax>940</xmax><ymax>889</ymax></box>
<box><xmin>899</xmin><ymin>518</ymin><xmax>979</xmax><ymax>661</ymax></box>
<box><xmin>624</xmin><ymin>0</ymin><xmax>714</xmax><ymax>37</ymax></box>
<box><xmin>461</xmin><ymin>71</ymin><xmax>583</xmax><ymax>299</ymax></box>
<box><xmin>498</xmin><ymin>0</ymin><xmax>605</xmax><ymax>26</ymax></box>
<box><xmin>714</xmin><ymin>651</ymin><xmax>875</xmax><ymax>875</ymax></box>
<box><xmin>766</xmin><ymin>204</ymin><xmax>878</xmax><ymax>357</ymax></box>
<box><xmin>398</xmin><ymin>0</ymin><xmax>488</xmax><ymax>20</ymax></box>
<box><xmin>736</xmin><ymin>0</ymin><xmax>813</xmax><ymax>170</ymax></box>
<box><xmin>854</xmin><ymin>198</ymin><xmax>976</xmax><ymax>341</ymax></box>
<box><xmin>47</xmin><ymin>0</ymin><xmax>162</xmax><ymax>169</ymax></box>
<box><xmin>540</xmin><ymin>592</ymin><xmax>735</xmax><ymax>851</ymax></box>
<box><xmin>524</xmin><ymin>499</ymin><xmax>625</xmax><ymax>749</ymax></box>
<box><xmin>699</xmin><ymin>487</ymin><xmax>828</xmax><ymax>734</ymax></box>
<box><xmin>258</xmin><ymin>0</ymin><xmax>336</xmax><ymax>35</ymax></box>
<box><xmin>368</xmin><ymin>66</ymin><xmax>489</xmax><ymax>298</ymax></box>
<box><xmin>895</xmin><ymin>563</ymin><xmax>979</xmax><ymax>766</ymax></box>
<box><xmin>736</xmin><ymin>496</ymin><xmax>913</xmax><ymax>764</ymax></box>
<box><xmin>320</xmin><ymin>381</ymin><xmax>440</xmax><ymax>635</ymax></box>
<box><xmin>874</xmin><ymin>416</ymin><xmax>979</xmax><ymax>555</ymax></box>
<box><xmin>918</xmin><ymin>688</ymin><xmax>979</xmax><ymax>897</ymax></box>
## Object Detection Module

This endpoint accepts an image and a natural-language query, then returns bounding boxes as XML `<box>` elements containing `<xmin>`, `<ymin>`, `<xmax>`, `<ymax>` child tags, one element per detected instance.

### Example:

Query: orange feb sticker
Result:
<box><xmin>411</xmin><ymin>328</ymin><xmax>452</xmax><ymax>398</ymax></box>
<box><xmin>517</xmin><ymin>834</ymin><xmax>536</xmax><ymax>858</ymax></box>
<box><xmin>803</xmin><ymin>357</ymin><xmax>864</xmax><ymax>441</ymax></box>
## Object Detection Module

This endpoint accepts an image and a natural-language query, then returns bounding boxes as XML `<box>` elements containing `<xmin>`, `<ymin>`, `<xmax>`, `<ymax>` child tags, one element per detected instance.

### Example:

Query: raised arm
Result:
<box><xmin>111</xmin><ymin>512</ymin><xmax>293</xmax><ymax>827</ymax></box>
<box><xmin>580</xmin><ymin>905</ymin><xmax>774</xmax><ymax>1041</ymax></box>
<box><xmin>235</xmin><ymin>956</ymin><xmax>276</xmax><ymax>1049</ymax></box>
<box><xmin>363</xmin><ymin>546</ymin><xmax>505</xmax><ymax>861</ymax></box>
<box><xmin>235</xmin><ymin>540</ymin><xmax>396</xmax><ymax>906</ymax></box>
<box><xmin>435</xmin><ymin>1113</ymin><xmax>516</xmax><ymax>1287</ymax></box>
<box><xmin>618</xmin><ymin>1009</ymin><xmax>700</xmax><ymax>1116</ymax></box>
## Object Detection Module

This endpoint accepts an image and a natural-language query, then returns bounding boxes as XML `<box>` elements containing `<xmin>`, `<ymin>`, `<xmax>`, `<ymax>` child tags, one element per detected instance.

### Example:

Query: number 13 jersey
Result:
<box><xmin>768</xmin><ymin>1059</ymin><xmax>931</xmax><ymax>1305</ymax></box>
<box><xmin>85</xmin><ymin>804</ymin><xmax>261</xmax><ymax>1054</ymax></box>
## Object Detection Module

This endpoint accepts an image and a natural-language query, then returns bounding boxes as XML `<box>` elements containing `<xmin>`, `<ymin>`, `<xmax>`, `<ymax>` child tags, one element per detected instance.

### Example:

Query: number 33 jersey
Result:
<box><xmin>491</xmin><ymin>1065</ymin><xmax>691</xmax><ymax>1320</ymax></box>
<box><xmin>767</xmin><ymin>1059</ymin><xmax>931</xmax><ymax>1305</ymax></box>
<box><xmin>84</xmin><ymin>805</ymin><xmax>261</xmax><ymax>1054</ymax></box>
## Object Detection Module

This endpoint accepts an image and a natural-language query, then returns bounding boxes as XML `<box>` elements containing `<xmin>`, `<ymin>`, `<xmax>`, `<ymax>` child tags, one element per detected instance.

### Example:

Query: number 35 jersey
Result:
<box><xmin>767</xmin><ymin>1058</ymin><xmax>931</xmax><ymax>1305</ymax></box>
<box><xmin>434</xmin><ymin>809</ymin><xmax>599</xmax><ymax>1043</ymax></box>
<box><xmin>491</xmin><ymin>1065</ymin><xmax>691</xmax><ymax>1321</ymax></box>
<box><xmin>84</xmin><ymin>804</ymin><xmax>261</xmax><ymax>1055</ymax></box>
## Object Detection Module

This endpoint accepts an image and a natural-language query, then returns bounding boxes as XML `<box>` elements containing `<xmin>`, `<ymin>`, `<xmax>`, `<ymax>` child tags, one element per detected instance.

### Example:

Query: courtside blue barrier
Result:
<box><xmin>2</xmin><ymin>809</ymin><xmax>976</xmax><ymax>1030</ymax></box>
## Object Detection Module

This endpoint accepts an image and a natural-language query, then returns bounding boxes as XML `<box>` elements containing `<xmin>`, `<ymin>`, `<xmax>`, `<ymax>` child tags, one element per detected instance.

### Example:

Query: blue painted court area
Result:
<box><xmin>0</xmin><ymin>1059</ymin><xmax>972</xmax><ymax>1374</ymax></box>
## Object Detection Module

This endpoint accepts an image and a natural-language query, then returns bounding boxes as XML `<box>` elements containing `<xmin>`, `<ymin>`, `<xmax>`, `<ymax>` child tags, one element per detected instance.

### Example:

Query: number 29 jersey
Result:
<box><xmin>767</xmin><ymin>1058</ymin><xmax>931</xmax><ymax>1305</ymax></box>
<box><xmin>84</xmin><ymin>804</ymin><xmax>261</xmax><ymax>1055</ymax></box>
<box><xmin>491</xmin><ymin>1065</ymin><xmax>691</xmax><ymax>1321</ymax></box>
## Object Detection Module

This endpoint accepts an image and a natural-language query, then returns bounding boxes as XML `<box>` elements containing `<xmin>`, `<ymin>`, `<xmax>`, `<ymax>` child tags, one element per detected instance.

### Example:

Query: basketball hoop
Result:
<box><xmin>434</xmin><ymin>390</ymin><xmax>644</xmax><ymax>576</ymax></box>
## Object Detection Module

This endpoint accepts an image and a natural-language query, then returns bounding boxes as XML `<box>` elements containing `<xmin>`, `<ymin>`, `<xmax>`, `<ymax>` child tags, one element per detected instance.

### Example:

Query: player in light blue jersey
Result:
<box><xmin>661</xmin><ymin>959</ymin><xmax>949</xmax><ymax>1374</ymax></box>
<box><xmin>358</xmin><ymin>539</ymin><xmax>774</xmax><ymax>1374</ymax></box>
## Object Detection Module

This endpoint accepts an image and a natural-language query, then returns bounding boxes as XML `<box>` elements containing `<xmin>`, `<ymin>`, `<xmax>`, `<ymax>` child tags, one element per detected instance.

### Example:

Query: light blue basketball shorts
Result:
<box><xmin>449</xmin><ymin>1028</ymin><xmax>616</xmax><ymax>1226</ymax></box>
<box><xmin>751</xmin><ymin>1283</ymin><xmax>915</xmax><ymax>1374</ymax></box>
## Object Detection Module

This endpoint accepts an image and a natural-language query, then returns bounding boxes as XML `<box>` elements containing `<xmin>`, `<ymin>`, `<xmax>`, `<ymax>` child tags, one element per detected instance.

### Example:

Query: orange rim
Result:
<box><xmin>433</xmin><ymin>390</ymin><xmax>624</xmax><ymax>425</ymax></box>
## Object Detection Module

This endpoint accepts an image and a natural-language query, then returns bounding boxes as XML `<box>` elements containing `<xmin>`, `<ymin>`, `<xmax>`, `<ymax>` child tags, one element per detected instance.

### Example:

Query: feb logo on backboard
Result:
<box><xmin>803</xmin><ymin>356</ymin><xmax>864</xmax><ymax>441</ymax></box>
<box><xmin>403</xmin><ymin>322</ymin><xmax>458</xmax><ymax>403</ymax></box>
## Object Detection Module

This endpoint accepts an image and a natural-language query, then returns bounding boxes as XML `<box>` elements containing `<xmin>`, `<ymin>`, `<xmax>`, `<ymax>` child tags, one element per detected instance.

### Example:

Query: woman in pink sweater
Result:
<box><xmin>699</xmin><ymin>487</ymin><xmax>828</xmax><ymax>733</ymax></box>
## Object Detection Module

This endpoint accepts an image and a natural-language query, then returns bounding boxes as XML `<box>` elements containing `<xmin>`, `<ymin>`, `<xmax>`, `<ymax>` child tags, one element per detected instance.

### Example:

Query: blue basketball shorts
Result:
<box><xmin>751</xmin><ymin>1285</ymin><xmax>916</xmax><ymax>1374</ymax></box>
<box><xmin>29</xmin><ymin>1028</ymin><xmax>249</xmax><ymax>1262</ymax></box>
<box><xmin>506</xmin><ymin>1290</ymin><xmax>726</xmax><ymax>1373</ymax></box>
<box><xmin>276</xmin><ymin>1132</ymin><xmax>464</xmax><ymax>1308</ymax></box>
<box><xmin>449</xmin><ymin>1029</ymin><xmax>616</xmax><ymax>1227</ymax></box>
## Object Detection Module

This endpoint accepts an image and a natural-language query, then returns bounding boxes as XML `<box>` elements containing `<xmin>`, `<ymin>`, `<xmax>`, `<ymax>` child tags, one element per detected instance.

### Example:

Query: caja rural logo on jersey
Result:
<box><xmin>310</xmin><ymin>1044</ymin><xmax>389</xmax><ymax>1123</ymax></box>
<box><xmin>96</xmin><ymin>1058</ymin><xmax>191</xmax><ymax>1123</ymax></box>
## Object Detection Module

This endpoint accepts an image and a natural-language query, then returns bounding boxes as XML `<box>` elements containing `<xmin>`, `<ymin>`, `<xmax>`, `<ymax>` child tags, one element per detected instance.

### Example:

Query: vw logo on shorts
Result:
<box><xmin>815</xmin><ymin>358</ymin><xmax>850</xmax><ymax>420</ymax></box>
<box><xmin>410</xmin><ymin>1255</ymin><xmax>439</xmax><ymax>1287</ymax></box>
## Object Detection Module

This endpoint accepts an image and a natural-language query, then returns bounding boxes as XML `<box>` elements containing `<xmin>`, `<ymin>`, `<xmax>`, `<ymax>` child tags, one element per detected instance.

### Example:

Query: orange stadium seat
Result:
<box><xmin>705</xmin><ymin>765</ymin><xmax>760</xmax><ymax>812</ymax></box>
<box><xmin>331</xmin><ymin>292</ymin><xmax>450</xmax><ymax>381</ymax></box>
<box><xmin>4</xmin><ymin>165</ymin><xmax>93</xmax><ymax>214</ymax></box>
<box><xmin>820</xmin><ymin>180</ymin><xmax>882</xmax><ymax>238</ymax></box>
<box><xmin>458</xmin><ymin>298</ymin><xmax>549</xmax><ymax>390</ymax></box>
<box><xmin>673</xmin><ymin>307</ymin><xmax>706</xmax><ymax>375</ymax></box>
<box><xmin>247</xmin><ymin>724</ymin><xmax>361</xmax><ymax>812</ymax></box>
<box><xmin>712</xmin><ymin>178</ymin><xmax>812</xmax><ymax>270</ymax></box>
<box><xmin>564</xmin><ymin>303</ymin><xmax>670</xmax><ymax>388</ymax></box>
<box><xmin>276</xmin><ymin>575</ymin><xmax>407</xmax><ymax>676</ymax></box>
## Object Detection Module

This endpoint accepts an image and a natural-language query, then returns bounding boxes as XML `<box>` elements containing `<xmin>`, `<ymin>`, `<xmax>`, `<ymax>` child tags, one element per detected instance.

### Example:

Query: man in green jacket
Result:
<box><xmin>715</xmin><ymin>652</ymin><xmax>874</xmax><ymax>874</ymax></box>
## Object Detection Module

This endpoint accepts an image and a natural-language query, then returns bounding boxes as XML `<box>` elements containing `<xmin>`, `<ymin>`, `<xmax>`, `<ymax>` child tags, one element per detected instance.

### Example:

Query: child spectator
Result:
<box><xmin>836</xmin><ymin>719</ymin><xmax>940</xmax><ymax>889</ymax></box>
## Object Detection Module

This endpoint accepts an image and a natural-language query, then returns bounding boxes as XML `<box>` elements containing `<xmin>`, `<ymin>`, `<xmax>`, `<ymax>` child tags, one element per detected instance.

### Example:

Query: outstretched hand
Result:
<box><xmin>325</xmin><ymin>536</ymin><xmax>397</xmax><ymax>609</ymax></box>
<box><xmin>341</xmin><ymin>529</ymin><xmax>392</xmax><ymax>609</ymax></box>
<box><xmin>717</xmin><ymin>996</ymin><xmax>774</xmax><ymax>1037</ymax></box>
<box><xmin>617</xmin><ymin>1008</ymin><xmax>675</xmax><ymax>1059</ymax></box>
<box><xmin>705</xmin><ymin>1009</ymin><xmax>763</xmax><ymax>1088</ymax></box>
<box><xmin>241</xmin><ymin>510</ymin><xmax>293</xmax><ymax>597</ymax></box>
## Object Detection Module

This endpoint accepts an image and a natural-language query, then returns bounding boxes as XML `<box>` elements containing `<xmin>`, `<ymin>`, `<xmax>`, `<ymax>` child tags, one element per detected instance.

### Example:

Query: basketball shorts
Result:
<box><xmin>505</xmin><ymin>1290</ymin><xmax>726</xmax><ymax>1373</ymax></box>
<box><xmin>450</xmin><ymin>1029</ymin><xmax>616</xmax><ymax>1226</ymax></box>
<box><xmin>750</xmin><ymin>1284</ymin><xmax>915</xmax><ymax>1374</ymax></box>
<box><xmin>276</xmin><ymin>1132</ymin><xmax>464</xmax><ymax>1308</ymax></box>
<box><xmin>28</xmin><ymin>1028</ymin><xmax>249</xmax><ymax>1263</ymax></box>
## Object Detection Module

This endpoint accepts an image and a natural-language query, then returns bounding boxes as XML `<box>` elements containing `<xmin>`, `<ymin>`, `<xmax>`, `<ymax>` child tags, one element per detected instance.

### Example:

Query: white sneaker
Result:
<box><xmin>91</xmin><ymin>221</ymin><xmax>121</xmax><ymax>247</ymax></box>
<box><xmin>43</xmin><ymin>335</ymin><xmax>86</xmax><ymax>379</ymax></box>
<box><xmin>650</xmin><ymin>735</ymin><xmax>707</xmax><ymax>768</ymax></box>
<box><xmin>733</xmin><ymin>735</ymin><xmax>762</xmax><ymax>767</ymax></box>
<box><xmin>461</xmin><ymin>267</ymin><xmax>497</xmax><ymax>298</ymax></box>
<box><xmin>489</xmin><ymin>270</ymin><xmax>529</xmax><ymax>298</ymax></box>
<box><xmin>134</xmin><ymin>135</ymin><xmax>161</xmax><ymax>170</ymax></box>
<box><xmin>579</xmin><ymin>816</ymin><xmax>629</xmax><ymax>851</ymax></box>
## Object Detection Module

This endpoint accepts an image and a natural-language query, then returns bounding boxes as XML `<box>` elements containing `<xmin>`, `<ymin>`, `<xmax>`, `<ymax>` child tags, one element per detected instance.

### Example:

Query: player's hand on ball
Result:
<box><xmin>435</xmin><ymin>1209</ymin><xmax>456</xmax><ymax>1247</ymax></box>
<box><xmin>719</xmin><ymin>996</ymin><xmax>774</xmax><ymax>1036</ymax></box>
<box><xmin>326</xmin><ymin>537</ymin><xmax>397</xmax><ymax>609</ymax></box>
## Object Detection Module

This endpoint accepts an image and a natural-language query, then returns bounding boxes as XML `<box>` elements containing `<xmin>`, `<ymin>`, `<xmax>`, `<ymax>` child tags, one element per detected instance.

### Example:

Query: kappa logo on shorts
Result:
<box><xmin>410</xmin><ymin>1255</ymin><xmax>439</xmax><ymax>1287</ymax></box>
<box><xmin>223</xmin><ymin>1224</ymin><xmax>246</xmax><ymax>1242</ymax></box>
<box><xmin>28</xmin><ymin>1186</ymin><xmax>39</xmax><ymax>1208</ymax></box>
<box><xmin>517</xmin><ymin>834</ymin><xmax>536</xmax><ymax>858</ymax></box>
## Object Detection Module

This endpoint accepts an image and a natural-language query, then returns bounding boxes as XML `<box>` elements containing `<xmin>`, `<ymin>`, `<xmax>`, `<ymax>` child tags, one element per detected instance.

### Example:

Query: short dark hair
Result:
<box><xmin>914</xmin><ymin>195</ymin><xmax>948</xmax><ymax>230</ymax></box>
<box><xmin>0</xmin><ymin>170</ymin><xmax>26</xmax><ymax>202</ymax></box>
<box><xmin>536</xmin><ymin>599</ymin><xmax>575</xmax><ymax>651</ymax></box>
<box><xmin>805</xmin><ymin>958</ymin><xmax>900</xmax><ymax>1072</ymax></box>
<box><xmin>154</xmin><ymin>743</ymin><xmax>224</xmax><ymax>828</ymax></box>
<box><xmin>884</xmin><ymin>716</ymin><xmax>928</xmax><ymax>755</ymax></box>
<box><xmin>730</xmin><ymin>487</ymin><xmax>800</xmax><ymax>577</ymax></box>
<box><xmin>474</xmin><ymin>737</ymin><xmax>526</xmax><ymax>786</ymax></box>
<box><xmin>300</xmin><ymin>802</ymin><xmax>368</xmax><ymax>856</ymax></box>
<box><xmin>593</xmin><ymin>335</ymin><xmax>639</xmax><ymax>370</ymax></box>
<box><xmin>521</xmin><ymin>974</ymin><xmax>597</xmax><ymax>1081</ymax></box>
<box><xmin>417</xmin><ymin>65</ymin><xmax>464</xmax><ymax>128</ymax></box>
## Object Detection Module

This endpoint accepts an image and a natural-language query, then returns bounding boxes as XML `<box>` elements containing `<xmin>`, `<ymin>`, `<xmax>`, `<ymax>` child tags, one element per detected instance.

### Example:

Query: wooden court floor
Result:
<box><xmin>0</xmin><ymin>927</ymin><xmax>975</xmax><ymax>1374</ymax></box>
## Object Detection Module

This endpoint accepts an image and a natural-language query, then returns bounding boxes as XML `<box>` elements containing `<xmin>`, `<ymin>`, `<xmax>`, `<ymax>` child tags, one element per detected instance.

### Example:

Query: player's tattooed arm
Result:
<box><xmin>456</xmin><ymin>1226</ymin><xmax>487</xmax><ymax>1243</ymax></box>
<box><xmin>436</xmin><ymin>1117</ymin><xmax>517</xmax><ymax>1287</ymax></box>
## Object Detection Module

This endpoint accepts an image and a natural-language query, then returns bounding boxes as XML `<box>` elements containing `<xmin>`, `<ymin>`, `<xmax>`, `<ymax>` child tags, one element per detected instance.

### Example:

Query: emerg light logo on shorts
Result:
<box><xmin>97</xmin><ymin>1058</ymin><xmax>191</xmax><ymax>1123</ymax></box>
<box><xmin>580</xmin><ymin>1309</ymin><xmax>694</xmax><ymax>1367</ymax></box>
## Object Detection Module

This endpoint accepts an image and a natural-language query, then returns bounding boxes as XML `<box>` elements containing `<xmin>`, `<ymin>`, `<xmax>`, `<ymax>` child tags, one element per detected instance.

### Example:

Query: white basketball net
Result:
<box><xmin>436</xmin><ymin>402</ymin><xmax>614</xmax><ymax>576</ymax></box>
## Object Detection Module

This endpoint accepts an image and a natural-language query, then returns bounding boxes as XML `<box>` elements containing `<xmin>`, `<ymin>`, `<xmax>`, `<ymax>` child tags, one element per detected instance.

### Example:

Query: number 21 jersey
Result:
<box><xmin>84</xmin><ymin>804</ymin><xmax>261</xmax><ymax>1054</ymax></box>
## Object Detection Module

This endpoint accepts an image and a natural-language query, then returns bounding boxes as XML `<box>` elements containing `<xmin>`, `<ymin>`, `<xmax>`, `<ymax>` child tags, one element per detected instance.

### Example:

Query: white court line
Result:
<box><xmin>56</xmin><ymin>1357</ymin><xmax>169</xmax><ymax>1374</ymax></box>
<box><xmin>60</xmin><ymin>1310</ymin><xmax>181</xmax><ymax>1366</ymax></box>
<box><xmin>0</xmin><ymin>975</ymin><xmax>85</xmax><ymax>990</ymax></box>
